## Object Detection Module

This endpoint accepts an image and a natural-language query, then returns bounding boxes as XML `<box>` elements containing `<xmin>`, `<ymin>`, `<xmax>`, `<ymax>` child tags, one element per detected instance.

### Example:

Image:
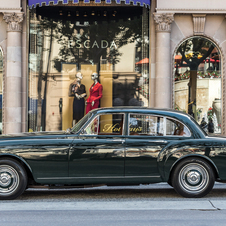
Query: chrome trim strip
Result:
<box><xmin>37</xmin><ymin>176</ymin><xmax>161</xmax><ymax>180</ymax></box>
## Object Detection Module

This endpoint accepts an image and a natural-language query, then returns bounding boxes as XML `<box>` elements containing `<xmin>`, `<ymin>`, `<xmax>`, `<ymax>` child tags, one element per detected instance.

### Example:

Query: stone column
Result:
<box><xmin>3</xmin><ymin>13</ymin><xmax>24</xmax><ymax>134</ymax></box>
<box><xmin>154</xmin><ymin>13</ymin><xmax>174</xmax><ymax>108</ymax></box>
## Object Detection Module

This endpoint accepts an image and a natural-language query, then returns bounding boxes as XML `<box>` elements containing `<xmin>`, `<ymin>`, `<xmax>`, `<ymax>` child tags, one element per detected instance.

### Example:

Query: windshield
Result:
<box><xmin>71</xmin><ymin>113</ymin><xmax>92</xmax><ymax>133</ymax></box>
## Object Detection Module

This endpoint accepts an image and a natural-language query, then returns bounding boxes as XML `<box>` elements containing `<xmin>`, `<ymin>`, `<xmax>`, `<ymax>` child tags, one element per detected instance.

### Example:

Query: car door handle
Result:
<box><xmin>113</xmin><ymin>139</ymin><xmax>125</xmax><ymax>144</ymax></box>
<box><xmin>148</xmin><ymin>140</ymin><xmax>167</xmax><ymax>143</ymax></box>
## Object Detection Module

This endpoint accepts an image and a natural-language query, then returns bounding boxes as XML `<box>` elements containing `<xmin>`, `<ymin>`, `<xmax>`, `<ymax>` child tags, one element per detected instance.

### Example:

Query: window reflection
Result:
<box><xmin>174</xmin><ymin>37</ymin><xmax>221</xmax><ymax>134</ymax></box>
<box><xmin>0</xmin><ymin>49</ymin><xmax>2</xmax><ymax>134</ymax></box>
<box><xmin>129</xmin><ymin>114</ymin><xmax>164</xmax><ymax>136</ymax></box>
<box><xmin>84</xmin><ymin>113</ymin><xmax>124</xmax><ymax>135</ymax></box>
<box><xmin>129</xmin><ymin>114</ymin><xmax>191</xmax><ymax>137</ymax></box>
<box><xmin>28</xmin><ymin>5</ymin><xmax>149</xmax><ymax>132</ymax></box>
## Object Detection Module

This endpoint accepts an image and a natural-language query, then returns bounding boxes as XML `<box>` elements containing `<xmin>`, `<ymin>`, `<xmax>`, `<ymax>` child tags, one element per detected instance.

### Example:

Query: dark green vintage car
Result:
<box><xmin>0</xmin><ymin>107</ymin><xmax>226</xmax><ymax>199</ymax></box>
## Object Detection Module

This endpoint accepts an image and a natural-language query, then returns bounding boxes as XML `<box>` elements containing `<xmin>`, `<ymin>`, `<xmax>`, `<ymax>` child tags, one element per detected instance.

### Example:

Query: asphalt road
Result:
<box><xmin>2</xmin><ymin>183</ymin><xmax>226</xmax><ymax>225</ymax></box>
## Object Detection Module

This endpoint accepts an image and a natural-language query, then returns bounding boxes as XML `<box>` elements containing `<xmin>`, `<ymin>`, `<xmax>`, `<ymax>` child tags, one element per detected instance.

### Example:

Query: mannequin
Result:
<box><xmin>69</xmin><ymin>72</ymin><xmax>86</xmax><ymax>126</ymax></box>
<box><xmin>86</xmin><ymin>72</ymin><xmax>103</xmax><ymax>114</ymax></box>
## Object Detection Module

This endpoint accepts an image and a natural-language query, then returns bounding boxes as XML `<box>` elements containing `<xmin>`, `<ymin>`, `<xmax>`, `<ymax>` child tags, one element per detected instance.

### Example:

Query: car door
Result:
<box><xmin>69</xmin><ymin>113</ymin><xmax>125</xmax><ymax>183</ymax></box>
<box><xmin>125</xmin><ymin>113</ymin><xmax>192</xmax><ymax>183</ymax></box>
<box><xmin>125</xmin><ymin>113</ymin><xmax>168</xmax><ymax>182</ymax></box>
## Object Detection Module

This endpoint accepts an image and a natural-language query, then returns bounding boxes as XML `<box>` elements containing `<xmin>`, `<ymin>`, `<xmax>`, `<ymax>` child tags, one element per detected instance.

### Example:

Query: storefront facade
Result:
<box><xmin>0</xmin><ymin>0</ymin><xmax>226</xmax><ymax>135</ymax></box>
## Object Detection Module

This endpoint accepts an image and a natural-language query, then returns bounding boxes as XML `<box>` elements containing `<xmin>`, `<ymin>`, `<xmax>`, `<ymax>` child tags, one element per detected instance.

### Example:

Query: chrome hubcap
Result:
<box><xmin>0</xmin><ymin>165</ymin><xmax>19</xmax><ymax>195</ymax></box>
<box><xmin>179</xmin><ymin>163</ymin><xmax>209</xmax><ymax>194</ymax></box>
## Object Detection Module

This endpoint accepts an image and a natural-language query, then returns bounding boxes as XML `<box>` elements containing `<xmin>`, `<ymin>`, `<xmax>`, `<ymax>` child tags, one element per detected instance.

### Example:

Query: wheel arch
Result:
<box><xmin>167</xmin><ymin>155</ymin><xmax>219</xmax><ymax>185</ymax></box>
<box><xmin>0</xmin><ymin>154</ymin><xmax>34</xmax><ymax>182</ymax></box>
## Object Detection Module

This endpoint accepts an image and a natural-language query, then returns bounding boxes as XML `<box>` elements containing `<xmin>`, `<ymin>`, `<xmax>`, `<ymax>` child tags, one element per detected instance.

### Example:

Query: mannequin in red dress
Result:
<box><xmin>86</xmin><ymin>72</ymin><xmax>103</xmax><ymax>114</ymax></box>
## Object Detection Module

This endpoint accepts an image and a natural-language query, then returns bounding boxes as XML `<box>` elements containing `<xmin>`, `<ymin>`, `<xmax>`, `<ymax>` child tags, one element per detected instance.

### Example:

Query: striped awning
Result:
<box><xmin>28</xmin><ymin>0</ymin><xmax>151</xmax><ymax>8</ymax></box>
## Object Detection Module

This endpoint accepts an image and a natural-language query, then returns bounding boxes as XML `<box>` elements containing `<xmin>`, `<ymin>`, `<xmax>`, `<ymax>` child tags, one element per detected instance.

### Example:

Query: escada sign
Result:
<box><xmin>68</xmin><ymin>39</ymin><xmax>117</xmax><ymax>49</ymax></box>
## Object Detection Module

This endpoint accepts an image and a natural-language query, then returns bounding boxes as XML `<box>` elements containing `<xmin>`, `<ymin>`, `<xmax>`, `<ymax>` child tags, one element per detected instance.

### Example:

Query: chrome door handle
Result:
<box><xmin>113</xmin><ymin>139</ymin><xmax>125</xmax><ymax>144</ymax></box>
<box><xmin>148</xmin><ymin>140</ymin><xmax>167</xmax><ymax>143</ymax></box>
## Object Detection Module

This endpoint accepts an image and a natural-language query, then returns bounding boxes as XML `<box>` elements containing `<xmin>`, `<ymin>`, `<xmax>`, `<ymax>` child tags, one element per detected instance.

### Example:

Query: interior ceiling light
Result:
<box><xmin>76</xmin><ymin>11</ymin><xmax>79</xmax><ymax>16</ymax></box>
<box><xmin>91</xmin><ymin>11</ymin><xmax>95</xmax><ymax>16</ymax></box>
<box><xmin>84</xmin><ymin>11</ymin><xmax>88</xmax><ymax>17</ymax></box>
<box><xmin>59</xmin><ymin>10</ymin><xmax>63</xmax><ymax>16</ymax></box>
<box><xmin>103</xmin><ymin>11</ymin><xmax>107</xmax><ymax>17</ymax></box>
<box><xmin>68</xmin><ymin>11</ymin><xmax>71</xmax><ymax>17</ymax></box>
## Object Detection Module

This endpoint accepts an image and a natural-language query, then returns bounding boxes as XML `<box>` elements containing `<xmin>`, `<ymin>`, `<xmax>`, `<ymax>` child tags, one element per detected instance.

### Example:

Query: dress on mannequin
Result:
<box><xmin>86</xmin><ymin>80</ymin><xmax>103</xmax><ymax>114</ymax></box>
<box><xmin>72</xmin><ymin>83</ymin><xmax>86</xmax><ymax>122</ymax></box>
<box><xmin>69</xmin><ymin>73</ymin><xmax>86</xmax><ymax>124</ymax></box>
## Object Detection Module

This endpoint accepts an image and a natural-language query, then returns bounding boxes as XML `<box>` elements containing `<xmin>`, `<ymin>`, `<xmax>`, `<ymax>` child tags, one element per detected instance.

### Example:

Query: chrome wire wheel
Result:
<box><xmin>178</xmin><ymin>163</ymin><xmax>209</xmax><ymax>194</ymax></box>
<box><xmin>0</xmin><ymin>165</ymin><xmax>20</xmax><ymax>196</ymax></box>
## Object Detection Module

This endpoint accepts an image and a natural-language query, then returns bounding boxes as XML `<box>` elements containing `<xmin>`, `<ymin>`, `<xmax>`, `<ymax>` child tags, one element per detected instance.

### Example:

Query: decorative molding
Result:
<box><xmin>171</xmin><ymin>35</ymin><xmax>226</xmax><ymax>135</ymax></box>
<box><xmin>0</xmin><ymin>8</ymin><xmax>22</xmax><ymax>10</ymax></box>
<box><xmin>3</xmin><ymin>13</ymin><xmax>24</xmax><ymax>32</ymax></box>
<box><xmin>28</xmin><ymin>0</ymin><xmax>151</xmax><ymax>8</ymax></box>
<box><xmin>156</xmin><ymin>8</ymin><xmax>226</xmax><ymax>12</ymax></box>
<box><xmin>153</xmin><ymin>13</ymin><xmax>174</xmax><ymax>33</ymax></box>
<box><xmin>193</xmin><ymin>14</ymin><xmax>206</xmax><ymax>35</ymax></box>
<box><xmin>0</xmin><ymin>45</ymin><xmax>5</xmax><ymax>134</ymax></box>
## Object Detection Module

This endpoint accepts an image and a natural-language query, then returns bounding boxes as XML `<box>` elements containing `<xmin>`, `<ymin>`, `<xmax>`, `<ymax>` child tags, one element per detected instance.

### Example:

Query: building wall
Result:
<box><xmin>1</xmin><ymin>0</ymin><xmax>226</xmax><ymax>134</ymax></box>
<box><xmin>154</xmin><ymin>0</ymin><xmax>226</xmax><ymax>135</ymax></box>
<box><xmin>0</xmin><ymin>0</ymin><xmax>27</xmax><ymax>134</ymax></box>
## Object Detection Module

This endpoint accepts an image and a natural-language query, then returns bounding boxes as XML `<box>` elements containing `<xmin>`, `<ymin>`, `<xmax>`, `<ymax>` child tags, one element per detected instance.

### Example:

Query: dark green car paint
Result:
<box><xmin>0</xmin><ymin>107</ymin><xmax>226</xmax><ymax>187</ymax></box>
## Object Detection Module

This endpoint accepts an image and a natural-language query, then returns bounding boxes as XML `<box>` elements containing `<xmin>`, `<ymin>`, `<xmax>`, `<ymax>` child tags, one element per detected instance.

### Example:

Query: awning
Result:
<box><xmin>136</xmin><ymin>58</ymin><xmax>149</xmax><ymax>65</ymax></box>
<box><xmin>28</xmin><ymin>0</ymin><xmax>151</xmax><ymax>8</ymax></box>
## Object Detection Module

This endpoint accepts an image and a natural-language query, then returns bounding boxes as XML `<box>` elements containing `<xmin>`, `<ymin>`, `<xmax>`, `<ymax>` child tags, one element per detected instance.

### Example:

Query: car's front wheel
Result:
<box><xmin>172</xmin><ymin>158</ymin><xmax>215</xmax><ymax>198</ymax></box>
<box><xmin>0</xmin><ymin>159</ymin><xmax>27</xmax><ymax>200</ymax></box>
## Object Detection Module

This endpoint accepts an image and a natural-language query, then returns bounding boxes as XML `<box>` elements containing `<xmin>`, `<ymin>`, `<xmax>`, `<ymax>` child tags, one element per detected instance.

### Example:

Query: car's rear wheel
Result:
<box><xmin>0</xmin><ymin>159</ymin><xmax>27</xmax><ymax>200</ymax></box>
<box><xmin>172</xmin><ymin>158</ymin><xmax>215</xmax><ymax>198</ymax></box>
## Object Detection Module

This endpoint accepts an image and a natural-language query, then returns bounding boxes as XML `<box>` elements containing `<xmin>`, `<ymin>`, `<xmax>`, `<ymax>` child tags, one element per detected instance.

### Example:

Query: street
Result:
<box><xmin>1</xmin><ymin>183</ymin><xmax>226</xmax><ymax>225</ymax></box>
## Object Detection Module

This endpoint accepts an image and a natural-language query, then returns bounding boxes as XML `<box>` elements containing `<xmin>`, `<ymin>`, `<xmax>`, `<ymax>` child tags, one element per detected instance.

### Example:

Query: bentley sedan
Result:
<box><xmin>0</xmin><ymin>107</ymin><xmax>226</xmax><ymax>199</ymax></box>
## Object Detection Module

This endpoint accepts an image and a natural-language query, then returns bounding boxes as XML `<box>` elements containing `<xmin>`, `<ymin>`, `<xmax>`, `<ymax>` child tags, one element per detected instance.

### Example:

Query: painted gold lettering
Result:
<box><xmin>103</xmin><ymin>123</ymin><xmax>121</xmax><ymax>132</ymax></box>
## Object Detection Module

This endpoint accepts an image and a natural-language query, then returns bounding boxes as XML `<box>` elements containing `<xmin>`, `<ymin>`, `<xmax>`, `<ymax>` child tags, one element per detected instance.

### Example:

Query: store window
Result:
<box><xmin>0</xmin><ymin>48</ymin><xmax>2</xmax><ymax>134</ymax></box>
<box><xmin>174</xmin><ymin>37</ymin><xmax>221</xmax><ymax>134</ymax></box>
<box><xmin>28</xmin><ymin>3</ymin><xmax>149</xmax><ymax>132</ymax></box>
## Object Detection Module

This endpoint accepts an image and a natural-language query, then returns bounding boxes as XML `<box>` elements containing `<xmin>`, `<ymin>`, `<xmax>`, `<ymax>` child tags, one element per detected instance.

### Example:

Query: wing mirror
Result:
<box><xmin>66</xmin><ymin>128</ymin><xmax>72</xmax><ymax>134</ymax></box>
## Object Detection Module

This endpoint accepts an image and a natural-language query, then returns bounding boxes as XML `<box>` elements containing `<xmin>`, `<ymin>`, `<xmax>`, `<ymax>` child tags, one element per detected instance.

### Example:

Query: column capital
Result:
<box><xmin>154</xmin><ymin>13</ymin><xmax>174</xmax><ymax>33</ymax></box>
<box><xmin>3</xmin><ymin>12</ymin><xmax>24</xmax><ymax>32</ymax></box>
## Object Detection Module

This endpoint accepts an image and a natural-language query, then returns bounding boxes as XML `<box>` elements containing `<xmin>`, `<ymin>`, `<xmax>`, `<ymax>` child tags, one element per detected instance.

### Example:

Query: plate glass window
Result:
<box><xmin>0</xmin><ymin>48</ymin><xmax>2</xmax><ymax>134</ymax></box>
<box><xmin>174</xmin><ymin>37</ymin><xmax>221</xmax><ymax>135</ymax></box>
<box><xmin>28</xmin><ymin>4</ymin><xmax>149</xmax><ymax>132</ymax></box>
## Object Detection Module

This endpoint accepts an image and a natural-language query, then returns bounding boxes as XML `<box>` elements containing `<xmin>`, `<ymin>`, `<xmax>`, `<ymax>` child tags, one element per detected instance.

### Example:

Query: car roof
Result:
<box><xmin>92</xmin><ymin>107</ymin><xmax>191</xmax><ymax>118</ymax></box>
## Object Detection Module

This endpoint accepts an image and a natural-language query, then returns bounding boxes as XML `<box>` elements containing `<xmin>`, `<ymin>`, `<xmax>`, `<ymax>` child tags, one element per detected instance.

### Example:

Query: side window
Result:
<box><xmin>166</xmin><ymin>118</ymin><xmax>191</xmax><ymax>137</ymax></box>
<box><xmin>84</xmin><ymin>116</ymin><xmax>99</xmax><ymax>135</ymax></box>
<box><xmin>129</xmin><ymin>114</ymin><xmax>164</xmax><ymax>136</ymax></box>
<box><xmin>84</xmin><ymin>114</ymin><xmax>124</xmax><ymax>135</ymax></box>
